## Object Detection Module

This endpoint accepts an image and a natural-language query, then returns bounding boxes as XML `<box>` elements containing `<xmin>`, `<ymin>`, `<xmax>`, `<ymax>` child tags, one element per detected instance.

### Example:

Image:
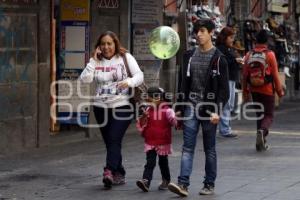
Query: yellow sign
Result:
<box><xmin>61</xmin><ymin>0</ymin><xmax>90</xmax><ymax>21</ymax></box>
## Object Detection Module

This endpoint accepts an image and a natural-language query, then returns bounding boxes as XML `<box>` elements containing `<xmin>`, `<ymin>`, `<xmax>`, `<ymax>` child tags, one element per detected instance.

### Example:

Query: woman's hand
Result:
<box><xmin>93</xmin><ymin>47</ymin><xmax>102</xmax><ymax>61</ymax></box>
<box><xmin>117</xmin><ymin>80</ymin><xmax>129</xmax><ymax>89</ymax></box>
<box><xmin>236</xmin><ymin>57</ymin><xmax>244</xmax><ymax>65</ymax></box>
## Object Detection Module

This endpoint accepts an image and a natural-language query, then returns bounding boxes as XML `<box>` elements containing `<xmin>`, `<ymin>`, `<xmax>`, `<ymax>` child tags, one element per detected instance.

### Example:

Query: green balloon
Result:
<box><xmin>149</xmin><ymin>26</ymin><xmax>180</xmax><ymax>59</ymax></box>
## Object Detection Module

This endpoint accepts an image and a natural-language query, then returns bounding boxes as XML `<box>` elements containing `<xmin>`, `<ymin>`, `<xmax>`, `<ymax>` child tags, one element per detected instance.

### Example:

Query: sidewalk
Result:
<box><xmin>1</xmin><ymin>100</ymin><xmax>300</xmax><ymax>200</ymax></box>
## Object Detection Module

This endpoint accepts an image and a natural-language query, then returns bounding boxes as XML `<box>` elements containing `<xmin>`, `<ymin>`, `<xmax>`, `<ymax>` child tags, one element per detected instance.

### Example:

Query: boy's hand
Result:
<box><xmin>278</xmin><ymin>89</ymin><xmax>285</xmax><ymax>98</ymax></box>
<box><xmin>210</xmin><ymin>113</ymin><xmax>220</xmax><ymax>124</ymax></box>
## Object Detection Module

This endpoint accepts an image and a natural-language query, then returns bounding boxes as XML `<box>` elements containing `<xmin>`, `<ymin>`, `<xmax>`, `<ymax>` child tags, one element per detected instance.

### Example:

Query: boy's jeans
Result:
<box><xmin>178</xmin><ymin>105</ymin><xmax>217</xmax><ymax>187</ymax></box>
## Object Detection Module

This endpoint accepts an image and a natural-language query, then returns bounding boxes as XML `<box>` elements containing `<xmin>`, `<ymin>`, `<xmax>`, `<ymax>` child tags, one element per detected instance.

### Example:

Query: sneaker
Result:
<box><xmin>263</xmin><ymin>144</ymin><xmax>270</xmax><ymax>151</ymax></box>
<box><xmin>136</xmin><ymin>179</ymin><xmax>149</xmax><ymax>192</ymax></box>
<box><xmin>256</xmin><ymin>129</ymin><xmax>265</xmax><ymax>152</ymax></box>
<box><xmin>103</xmin><ymin>169</ymin><xmax>113</xmax><ymax>188</ymax></box>
<box><xmin>168</xmin><ymin>182</ymin><xmax>188</xmax><ymax>197</ymax></box>
<box><xmin>199</xmin><ymin>184</ymin><xmax>214</xmax><ymax>195</ymax></box>
<box><xmin>220</xmin><ymin>133</ymin><xmax>238</xmax><ymax>138</ymax></box>
<box><xmin>158</xmin><ymin>179</ymin><xmax>170</xmax><ymax>190</ymax></box>
<box><xmin>112</xmin><ymin>172</ymin><xmax>125</xmax><ymax>185</ymax></box>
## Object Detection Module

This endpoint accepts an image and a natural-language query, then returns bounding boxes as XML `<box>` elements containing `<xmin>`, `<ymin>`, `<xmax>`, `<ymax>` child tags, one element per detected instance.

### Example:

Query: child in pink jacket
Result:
<box><xmin>136</xmin><ymin>87</ymin><xmax>178</xmax><ymax>192</ymax></box>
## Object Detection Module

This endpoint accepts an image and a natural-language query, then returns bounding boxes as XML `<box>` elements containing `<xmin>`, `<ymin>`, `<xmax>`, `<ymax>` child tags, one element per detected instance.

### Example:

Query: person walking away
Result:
<box><xmin>242</xmin><ymin>29</ymin><xmax>284</xmax><ymax>151</ymax></box>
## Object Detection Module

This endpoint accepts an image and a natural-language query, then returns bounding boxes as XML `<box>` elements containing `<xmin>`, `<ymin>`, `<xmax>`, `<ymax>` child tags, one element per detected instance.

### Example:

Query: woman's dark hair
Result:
<box><xmin>216</xmin><ymin>27</ymin><xmax>235</xmax><ymax>46</ymax></box>
<box><xmin>94</xmin><ymin>31</ymin><xmax>127</xmax><ymax>56</ymax></box>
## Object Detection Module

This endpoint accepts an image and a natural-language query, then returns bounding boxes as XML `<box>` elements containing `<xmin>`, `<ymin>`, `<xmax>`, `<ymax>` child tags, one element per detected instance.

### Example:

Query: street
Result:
<box><xmin>1</xmin><ymin>100</ymin><xmax>300</xmax><ymax>200</ymax></box>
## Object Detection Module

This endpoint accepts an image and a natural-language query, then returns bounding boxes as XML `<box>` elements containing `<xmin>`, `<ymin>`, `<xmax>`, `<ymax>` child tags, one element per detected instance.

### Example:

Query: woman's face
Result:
<box><xmin>99</xmin><ymin>35</ymin><xmax>116</xmax><ymax>59</ymax></box>
<box><xmin>225</xmin><ymin>34</ymin><xmax>235</xmax><ymax>47</ymax></box>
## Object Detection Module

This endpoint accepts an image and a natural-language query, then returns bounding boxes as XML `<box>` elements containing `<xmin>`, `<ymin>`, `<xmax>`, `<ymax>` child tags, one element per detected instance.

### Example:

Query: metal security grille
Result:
<box><xmin>97</xmin><ymin>0</ymin><xmax>119</xmax><ymax>9</ymax></box>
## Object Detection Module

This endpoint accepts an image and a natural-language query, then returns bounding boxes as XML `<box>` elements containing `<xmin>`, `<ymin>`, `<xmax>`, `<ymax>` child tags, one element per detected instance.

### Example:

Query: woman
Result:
<box><xmin>216</xmin><ymin>27</ymin><xmax>242</xmax><ymax>138</ymax></box>
<box><xmin>80</xmin><ymin>31</ymin><xmax>144</xmax><ymax>188</ymax></box>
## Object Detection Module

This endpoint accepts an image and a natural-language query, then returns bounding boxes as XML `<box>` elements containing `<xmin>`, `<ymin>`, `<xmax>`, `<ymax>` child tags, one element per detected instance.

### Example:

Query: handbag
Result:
<box><xmin>122</xmin><ymin>54</ymin><xmax>148</xmax><ymax>105</ymax></box>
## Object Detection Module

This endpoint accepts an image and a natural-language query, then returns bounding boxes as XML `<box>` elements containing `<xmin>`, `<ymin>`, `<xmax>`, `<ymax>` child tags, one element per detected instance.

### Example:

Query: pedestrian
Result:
<box><xmin>216</xmin><ymin>26</ymin><xmax>242</xmax><ymax>138</ymax></box>
<box><xmin>168</xmin><ymin>19</ymin><xmax>229</xmax><ymax>197</ymax></box>
<box><xmin>136</xmin><ymin>87</ymin><xmax>178</xmax><ymax>192</ymax></box>
<box><xmin>80</xmin><ymin>31</ymin><xmax>144</xmax><ymax>188</ymax></box>
<box><xmin>242</xmin><ymin>29</ymin><xmax>284</xmax><ymax>151</ymax></box>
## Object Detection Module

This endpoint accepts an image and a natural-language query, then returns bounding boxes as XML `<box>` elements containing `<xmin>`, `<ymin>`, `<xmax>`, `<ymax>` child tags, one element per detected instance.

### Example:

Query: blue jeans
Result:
<box><xmin>219</xmin><ymin>81</ymin><xmax>236</xmax><ymax>135</ymax></box>
<box><xmin>178</xmin><ymin>105</ymin><xmax>217</xmax><ymax>187</ymax></box>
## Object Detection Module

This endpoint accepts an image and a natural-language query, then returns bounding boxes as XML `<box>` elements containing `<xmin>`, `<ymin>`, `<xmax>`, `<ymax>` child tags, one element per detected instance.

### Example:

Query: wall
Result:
<box><xmin>0</xmin><ymin>1</ymin><xmax>50</xmax><ymax>153</ymax></box>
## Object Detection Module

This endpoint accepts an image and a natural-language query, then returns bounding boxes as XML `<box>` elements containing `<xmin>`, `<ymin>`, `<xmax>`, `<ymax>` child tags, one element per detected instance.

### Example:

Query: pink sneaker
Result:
<box><xmin>103</xmin><ymin>169</ymin><xmax>113</xmax><ymax>188</ymax></box>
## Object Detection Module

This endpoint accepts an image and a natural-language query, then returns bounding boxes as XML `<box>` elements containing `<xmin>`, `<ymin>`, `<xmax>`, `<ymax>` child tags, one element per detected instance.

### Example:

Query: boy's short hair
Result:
<box><xmin>193</xmin><ymin>19</ymin><xmax>216</xmax><ymax>34</ymax></box>
<box><xmin>147</xmin><ymin>87</ymin><xmax>165</xmax><ymax>99</ymax></box>
<box><xmin>256</xmin><ymin>30</ymin><xmax>269</xmax><ymax>44</ymax></box>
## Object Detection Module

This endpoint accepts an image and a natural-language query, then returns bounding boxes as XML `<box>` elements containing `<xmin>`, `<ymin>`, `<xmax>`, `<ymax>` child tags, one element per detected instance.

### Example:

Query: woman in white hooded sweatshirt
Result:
<box><xmin>80</xmin><ymin>31</ymin><xmax>144</xmax><ymax>189</ymax></box>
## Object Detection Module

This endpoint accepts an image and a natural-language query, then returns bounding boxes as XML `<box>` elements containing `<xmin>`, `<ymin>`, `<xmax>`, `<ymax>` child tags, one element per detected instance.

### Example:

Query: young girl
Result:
<box><xmin>136</xmin><ymin>87</ymin><xmax>178</xmax><ymax>192</ymax></box>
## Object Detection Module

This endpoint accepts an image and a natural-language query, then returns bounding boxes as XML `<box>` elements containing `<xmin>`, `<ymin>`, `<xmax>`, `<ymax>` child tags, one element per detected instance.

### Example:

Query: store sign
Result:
<box><xmin>267</xmin><ymin>0</ymin><xmax>289</xmax><ymax>13</ymax></box>
<box><xmin>0</xmin><ymin>0</ymin><xmax>37</xmax><ymax>4</ymax></box>
<box><xmin>132</xmin><ymin>0</ymin><xmax>162</xmax><ymax>24</ymax></box>
<box><xmin>60</xmin><ymin>0</ymin><xmax>90</xmax><ymax>21</ymax></box>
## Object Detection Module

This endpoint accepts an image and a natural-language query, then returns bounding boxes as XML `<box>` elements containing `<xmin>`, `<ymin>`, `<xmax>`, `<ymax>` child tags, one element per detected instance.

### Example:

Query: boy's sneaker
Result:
<box><xmin>199</xmin><ymin>184</ymin><xmax>214</xmax><ymax>195</ymax></box>
<box><xmin>256</xmin><ymin>129</ymin><xmax>265</xmax><ymax>152</ymax></box>
<box><xmin>136</xmin><ymin>179</ymin><xmax>149</xmax><ymax>192</ymax></box>
<box><xmin>112</xmin><ymin>172</ymin><xmax>125</xmax><ymax>185</ymax></box>
<box><xmin>158</xmin><ymin>179</ymin><xmax>170</xmax><ymax>190</ymax></box>
<box><xmin>168</xmin><ymin>182</ymin><xmax>188</xmax><ymax>197</ymax></box>
<box><xmin>102</xmin><ymin>169</ymin><xmax>113</xmax><ymax>188</ymax></box>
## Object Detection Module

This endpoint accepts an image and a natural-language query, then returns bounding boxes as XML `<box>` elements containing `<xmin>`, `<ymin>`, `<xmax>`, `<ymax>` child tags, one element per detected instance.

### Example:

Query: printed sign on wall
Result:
<box><xmin>61</xmin><ymin>0</ymin><xmax>90</xmax><ymax>21</ymax></box>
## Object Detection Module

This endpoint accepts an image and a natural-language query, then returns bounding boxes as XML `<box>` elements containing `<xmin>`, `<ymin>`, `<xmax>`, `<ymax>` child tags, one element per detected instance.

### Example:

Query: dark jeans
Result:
<box><xmin>93</xmin><ymin>105</ymin><xmax>133</xmax><ymax>176</ymax></box>
<box><xmin>252</xmin><ymin>92</ymin><xmax>275</xmax><ymax>137</ymax></box>
<box><xmin>178</xmin><ymin>106</ymin><xmax>217</xmax><ymax>187</ymax></box>
<box><xmin>142</xmin><ymin>150</ymin><xmax>170</xmax><ymax>185</ymax></box>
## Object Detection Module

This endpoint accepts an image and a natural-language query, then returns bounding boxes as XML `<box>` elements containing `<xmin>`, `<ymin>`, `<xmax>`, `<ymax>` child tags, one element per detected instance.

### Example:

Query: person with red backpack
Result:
<box><xmin>242</xmin><ymin>30</ymin><xmax>285</xmax><ymax>151</ymax></box>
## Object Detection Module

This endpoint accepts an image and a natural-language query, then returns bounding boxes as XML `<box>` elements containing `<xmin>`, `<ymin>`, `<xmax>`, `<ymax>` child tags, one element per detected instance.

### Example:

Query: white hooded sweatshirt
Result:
<box><xmin>80</xmin><ymin>53</ymin><xmax>144</xmax><ymax>108</ymax></box>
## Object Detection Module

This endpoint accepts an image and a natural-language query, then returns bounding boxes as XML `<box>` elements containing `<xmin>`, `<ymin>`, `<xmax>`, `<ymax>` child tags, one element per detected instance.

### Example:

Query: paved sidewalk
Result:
<box><xmin>1</xmin><ymin>101</ymin><xmax>300</xmax><ymax>200</ymax></box>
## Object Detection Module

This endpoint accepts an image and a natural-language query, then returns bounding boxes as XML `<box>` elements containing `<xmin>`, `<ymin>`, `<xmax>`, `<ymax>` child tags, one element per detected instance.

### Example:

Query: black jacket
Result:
<box><xmin>176</xmin><ymin>48</ymin><xmax>229</xmax><ymax>116</ymax></box>
<box><xmin>217</xmin><ymin>44</ymin><xmax>240</xmax><ymax>81</ymax></box>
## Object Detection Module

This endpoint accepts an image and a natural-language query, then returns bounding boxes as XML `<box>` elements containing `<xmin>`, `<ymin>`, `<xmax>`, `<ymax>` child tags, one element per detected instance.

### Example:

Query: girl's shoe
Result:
<box><xmin>136</xmin><ymin>179</ymin><xmax>149</xmax><ymax>192</ymax></box>
<box><xmin>112</xmin><ymin>173</ymin><xmax>125</xmax><ymax>185</ymax></box>
<box><xmin>103</xmin><ymin>169</ymin><xmax>113</xmax><ymax>188</ymax></box>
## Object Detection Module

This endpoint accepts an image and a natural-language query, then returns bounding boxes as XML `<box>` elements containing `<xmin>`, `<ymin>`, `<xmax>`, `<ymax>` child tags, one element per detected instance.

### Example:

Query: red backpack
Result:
<box><xmin>246</xmin><ymin>50</ymin><xmax>272</xmax><ymax>87</ymax></box>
